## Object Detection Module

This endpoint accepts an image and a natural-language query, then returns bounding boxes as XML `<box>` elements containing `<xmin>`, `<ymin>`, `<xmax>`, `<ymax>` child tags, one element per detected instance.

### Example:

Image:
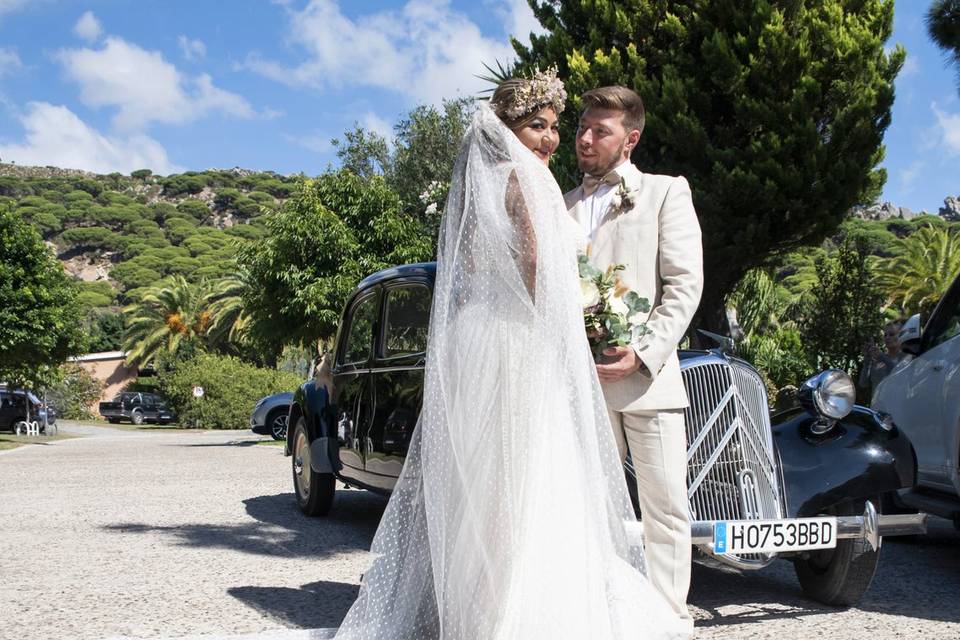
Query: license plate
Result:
<box><xmin>713</xmin><ymin>517</ymin><xmax>837</xmax><ymax>554</ymax></box>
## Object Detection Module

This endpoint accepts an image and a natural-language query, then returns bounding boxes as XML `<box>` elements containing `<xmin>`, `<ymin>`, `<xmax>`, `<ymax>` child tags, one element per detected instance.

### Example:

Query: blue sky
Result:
<box><xmin>0</xmin><ymin>1</ymin><xmax>956</xmax><ymax>213</ymax></box>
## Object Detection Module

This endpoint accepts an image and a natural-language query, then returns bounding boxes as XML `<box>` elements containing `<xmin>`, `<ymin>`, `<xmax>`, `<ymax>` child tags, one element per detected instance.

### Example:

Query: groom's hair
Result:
<box><xmin>580</xmin><ymin>86</ymin><xmax>645</xmax><ymax>136</ymax></box>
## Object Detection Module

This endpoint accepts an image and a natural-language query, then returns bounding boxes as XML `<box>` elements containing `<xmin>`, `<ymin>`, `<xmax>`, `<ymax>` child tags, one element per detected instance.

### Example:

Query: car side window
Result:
<box><xmin>383</xmin><ymin>284</ymin><xmax>432</xmax><ymax>358</ymax></box>
<box><xmin>926</xmin><ymin>285</ymin><xmax>960</xmax><ymax>350</ymax></box>
<box><xmin>342</xmin><ymin>293</ymin><xmax>379</xmax><ymax>366</ymax></box>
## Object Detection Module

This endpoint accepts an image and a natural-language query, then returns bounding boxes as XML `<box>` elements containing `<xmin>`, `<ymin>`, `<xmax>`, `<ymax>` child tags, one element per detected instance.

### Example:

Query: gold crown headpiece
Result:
<box><xmin>490</xmin><ymin>65</ymin><xmax>567</xmax><ymax>120</ymax></box>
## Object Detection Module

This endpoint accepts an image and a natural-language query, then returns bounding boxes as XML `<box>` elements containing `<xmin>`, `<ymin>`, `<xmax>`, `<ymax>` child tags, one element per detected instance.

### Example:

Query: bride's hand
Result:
<box><xmin>596</xmin><ymin>346</ymin><xmax>644</xmax><ymax>382</ymax></box>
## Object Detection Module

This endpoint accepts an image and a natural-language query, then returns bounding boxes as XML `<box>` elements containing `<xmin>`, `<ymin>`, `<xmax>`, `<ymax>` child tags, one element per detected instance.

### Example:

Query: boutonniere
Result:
<box><xmin>608</xmin><ymin>177</ymin><xmax>638</xmax><ymax>217</ymax></box>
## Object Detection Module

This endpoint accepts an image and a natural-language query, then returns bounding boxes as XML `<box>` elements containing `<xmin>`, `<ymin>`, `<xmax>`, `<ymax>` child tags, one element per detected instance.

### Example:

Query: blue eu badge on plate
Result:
<box><xmin>714</xmin><ymin>522</ymin><xmax>727</xmax><ymax>554</ymax></box>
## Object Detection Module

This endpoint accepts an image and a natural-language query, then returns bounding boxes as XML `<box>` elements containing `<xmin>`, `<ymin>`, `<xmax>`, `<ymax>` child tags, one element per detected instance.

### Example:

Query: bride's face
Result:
<box><xmin>512</xmin><ymin>106</ymin><xmax>560</xmax><ymax>166</ymax></box>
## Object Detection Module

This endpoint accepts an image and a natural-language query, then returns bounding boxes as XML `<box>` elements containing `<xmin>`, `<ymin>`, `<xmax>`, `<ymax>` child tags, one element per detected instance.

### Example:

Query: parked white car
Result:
<box><xmin>872</xmin><ymin>272</ymin><xmax>960</xmax><ymax>527</ymax></box>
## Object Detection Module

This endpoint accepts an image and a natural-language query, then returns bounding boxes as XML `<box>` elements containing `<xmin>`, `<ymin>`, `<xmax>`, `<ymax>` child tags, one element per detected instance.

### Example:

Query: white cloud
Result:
<box><xmin>361</xmin><ymin>111</ymin><xmax>394</xmax><ymax>142</ymax></box>
<box><xmin>57</xmin><ymin>36</ymin><xmax>254</xmax><ymax>131</ymax></box>
<box><xmin>0</xmin><ymin>102</ymin><xmax>180</xmax><ymax>174</ymax></box>
<box><xmin>0</xmin><ymin>47</ymin><xmax>22</xmax><ymax>75</ymax></box>
<box><xmin>178</xmin><ymin>35</ymin><xmax>206</xmax><ymax>61</ymax></box>
<box><xmin>247</xmin><ymin>0</ymin><xmax>516</xmax><ymax>104</ymax></box>
<box><xmin>73</xmin><ymin>11</ymin><xmax>102</xmax><ymax>43</ymax></box>
<box><xmin>933</xmin><ymin>102</ymin><xmax>960</xmax><ymax>156</ymax></box>
<box><xmin>0</xmin><ymin>0</ymin><xmax>30</xmax><ymax>19</ymax></box>
<box><xmin>493</xmin><ymin>0</ymin><xmax>546</xmax><ymax>46</ymax></box>
<box><xmin>898</xmin><ymin>160</ymin><xmax>923</xmax><ymax>193</ymax></box>
<box><xmin>284</xmin><ymin>130</ymin><xmax>332</xmax><ymax>154</ymax></box>
<box><xmin>900</xmin><ymin>53</ymin><xmax>920</xmax><ymax>78</ymax></box>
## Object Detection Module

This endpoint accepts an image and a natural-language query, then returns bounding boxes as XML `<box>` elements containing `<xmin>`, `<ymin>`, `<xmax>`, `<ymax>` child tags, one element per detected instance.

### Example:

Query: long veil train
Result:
<box><xmin>330</xmin><ymin>104</ymin><xmax>686</xmax><ymax>639</ymax></box>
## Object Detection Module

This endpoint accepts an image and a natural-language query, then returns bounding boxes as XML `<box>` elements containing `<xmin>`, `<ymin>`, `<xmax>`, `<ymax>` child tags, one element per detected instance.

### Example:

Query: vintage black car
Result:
<box><xmin>99</xmin><ymin>392</ymin><xmax>176</xmax><ymax>425</ymax></box>
<box><xmin>286</xmin><ymin>263</ymin><xmax>926</xmax><ymax>607</ymax></box>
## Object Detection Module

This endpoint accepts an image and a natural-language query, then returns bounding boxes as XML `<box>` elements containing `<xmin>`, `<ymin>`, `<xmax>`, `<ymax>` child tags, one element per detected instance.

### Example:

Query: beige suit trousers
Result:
<box><xmin>609</xmin><ymin>407</ymin><xmax>693</xmax><ymax>631</ymax></box>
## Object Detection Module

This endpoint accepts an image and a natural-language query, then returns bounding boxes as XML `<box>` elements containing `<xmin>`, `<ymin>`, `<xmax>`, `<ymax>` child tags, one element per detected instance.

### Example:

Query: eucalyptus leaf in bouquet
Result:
<box><xmin>577</xmin><ymin>253</ymin><xmax>652</xmax><ymax>361</ymax></box>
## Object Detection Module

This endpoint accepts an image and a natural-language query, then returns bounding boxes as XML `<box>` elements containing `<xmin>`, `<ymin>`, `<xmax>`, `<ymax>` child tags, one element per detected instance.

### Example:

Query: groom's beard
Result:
<box><xmin>578</xmin><ymin>136</ymin><xmax>629</xmax><ymax>177</ymax></box>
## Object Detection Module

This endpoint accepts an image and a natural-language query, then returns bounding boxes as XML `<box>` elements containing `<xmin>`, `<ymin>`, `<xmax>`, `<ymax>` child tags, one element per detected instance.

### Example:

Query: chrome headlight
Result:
<box><xmin>799</xmin><ymin>370</ymin><xmax>855</xmax><ymax>422</ymax></box>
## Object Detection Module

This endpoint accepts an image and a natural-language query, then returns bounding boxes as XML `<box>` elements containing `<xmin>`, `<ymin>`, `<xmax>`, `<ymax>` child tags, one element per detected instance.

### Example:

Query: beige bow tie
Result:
<box><xmin>581</xmin><ymin>171</ymin><xmax>621</xmax><ymax>196</ymax></box>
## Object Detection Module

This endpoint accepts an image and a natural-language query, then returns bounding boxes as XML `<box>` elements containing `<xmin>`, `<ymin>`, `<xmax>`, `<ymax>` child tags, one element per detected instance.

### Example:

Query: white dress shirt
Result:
<box><xmin>579</xmin><ymin>160</ymin><xmax>631</xmax><ymax>241</ymax></box>
<box><xmin>580</xmin><ymin>182</ymin><xmax>616</xmax><ymax>242</ymax></box>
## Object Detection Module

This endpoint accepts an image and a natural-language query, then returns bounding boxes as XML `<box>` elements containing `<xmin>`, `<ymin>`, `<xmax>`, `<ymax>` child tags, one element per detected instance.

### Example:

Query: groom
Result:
<box><xmin>564</xmin><ymin>86</ymin><xmax>703</xmax><ymax>633</ymax></box>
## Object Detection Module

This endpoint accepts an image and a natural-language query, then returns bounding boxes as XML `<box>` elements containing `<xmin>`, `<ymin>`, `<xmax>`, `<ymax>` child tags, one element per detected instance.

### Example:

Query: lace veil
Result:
<box><xmin>332</xmin><ymin>104</ymin><xmax>679</xmax><ymax>640</ymax></box>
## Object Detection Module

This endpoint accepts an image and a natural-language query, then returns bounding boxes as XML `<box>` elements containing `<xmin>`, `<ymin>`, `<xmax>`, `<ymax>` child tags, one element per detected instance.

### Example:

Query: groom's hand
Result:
<box><xmin>596</xmin><ymin>346</ymin><xmax>644</xmax><ymax>382</ymax></box>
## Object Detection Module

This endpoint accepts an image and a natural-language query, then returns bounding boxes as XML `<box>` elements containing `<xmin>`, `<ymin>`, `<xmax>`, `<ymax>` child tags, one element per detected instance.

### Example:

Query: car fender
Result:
<box><xmin>772</xmin><ymin>406</ymin><xmax>917</xmax><ymax>517</ymax></box>
<box><xmin>287</xmin><ymin>379</ymin><xmax>341</xmax><ymax>474</ymax></box>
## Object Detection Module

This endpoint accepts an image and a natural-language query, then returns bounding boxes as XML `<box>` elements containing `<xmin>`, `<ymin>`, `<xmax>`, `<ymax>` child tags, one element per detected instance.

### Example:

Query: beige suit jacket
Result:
<box><xmin>565</xmin><ymin>162</ymin><xmax>703</xmax><ymax>412</ymax></box>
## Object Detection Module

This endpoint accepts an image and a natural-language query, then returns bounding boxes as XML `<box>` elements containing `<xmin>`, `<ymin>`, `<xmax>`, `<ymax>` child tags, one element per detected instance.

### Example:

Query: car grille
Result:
<box><xmin>682</xmin><ymin>355</ymin><xmax>783</xmax><ymax>566</ymax></box>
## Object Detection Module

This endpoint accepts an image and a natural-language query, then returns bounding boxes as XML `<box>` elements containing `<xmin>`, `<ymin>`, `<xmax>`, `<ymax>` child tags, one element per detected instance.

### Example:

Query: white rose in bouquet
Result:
<box><xmin>580</xmin><ymin>278</ymin><xmax>601</xmax><ymax>308</ymax></box>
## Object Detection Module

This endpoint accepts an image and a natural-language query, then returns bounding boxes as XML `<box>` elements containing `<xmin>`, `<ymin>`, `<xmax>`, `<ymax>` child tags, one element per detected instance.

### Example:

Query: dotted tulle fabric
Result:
<box><xmin>331</xmin><ymin>104</ymin><xmax>686</xmax><ymax>639</ymax></box>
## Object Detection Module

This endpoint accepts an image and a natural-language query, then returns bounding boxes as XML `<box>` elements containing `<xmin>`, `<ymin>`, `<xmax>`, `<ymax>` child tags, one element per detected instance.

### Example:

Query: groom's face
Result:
<box><xmin>576</xmin><ymin>107</ymin><xmax>637</xmax><ymax>176</ymax></box>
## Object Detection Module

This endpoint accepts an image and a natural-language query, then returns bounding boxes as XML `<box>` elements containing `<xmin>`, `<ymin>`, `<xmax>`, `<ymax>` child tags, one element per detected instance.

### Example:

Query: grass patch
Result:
<box><xmin>255</xmin><ymin>439</ymin><xmax>284</xmax><ymax>446</ymax></box>
<box><xmin>0</xmin><ymin>432</ymin><xmax>79</xmax><ymax>451</ymax></box>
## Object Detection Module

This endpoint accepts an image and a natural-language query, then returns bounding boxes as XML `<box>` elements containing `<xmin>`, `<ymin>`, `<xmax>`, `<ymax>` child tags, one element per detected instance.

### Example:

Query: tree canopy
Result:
<box><xmin>333</xmin><ymin>98</ymin><xmax>474</xmax><ymax>244</ymax></box>
<box><xmin>0</xmin><ymin>206</ymin><xmax>86</xmax><ymax>388</ymax></box>
<box><xmin>515</xmin><ymin>0</ymin><xmax>903</xmax><ymax>327</ymax></box>
<box><xmin>236</xmin><ymin>171</ymin><xmax>433</xmax><ymax>359</ymax></box>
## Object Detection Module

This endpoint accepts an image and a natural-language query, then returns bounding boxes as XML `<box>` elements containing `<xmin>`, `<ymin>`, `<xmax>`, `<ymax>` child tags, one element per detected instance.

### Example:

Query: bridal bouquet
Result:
<box><xmin>578</xmin><ymin>253</ymin><xmax>652</xmax><ymax>361</ymax></box>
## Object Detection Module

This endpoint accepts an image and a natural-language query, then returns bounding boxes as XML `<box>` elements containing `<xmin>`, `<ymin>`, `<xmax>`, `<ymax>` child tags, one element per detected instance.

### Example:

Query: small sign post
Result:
<box><xmin>192</xmin><ymin>386</ymin><xmax>204</xmax><ymax>428</ymax></box>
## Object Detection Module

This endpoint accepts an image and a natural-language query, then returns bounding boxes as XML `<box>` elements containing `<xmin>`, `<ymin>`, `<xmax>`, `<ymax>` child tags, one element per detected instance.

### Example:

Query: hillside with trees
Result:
<box><xmin>0</xmin><ymin>163</ymin><xmax>300</xmax><ymax>354</ymax></box>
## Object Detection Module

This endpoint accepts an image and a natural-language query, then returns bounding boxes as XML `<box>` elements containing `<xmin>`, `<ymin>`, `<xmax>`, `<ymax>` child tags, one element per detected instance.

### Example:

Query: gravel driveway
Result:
<box><xmin>0</xmin><ymin>422</ymin><xmax>957</xmax><ymax>640</ymax></box>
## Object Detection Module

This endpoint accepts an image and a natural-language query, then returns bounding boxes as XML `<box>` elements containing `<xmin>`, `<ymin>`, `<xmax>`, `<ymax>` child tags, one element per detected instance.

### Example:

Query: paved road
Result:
<box><xmin>0</xmin><ymin>422</ymin><xmax>957</xmax><ymax>639</ymax></box>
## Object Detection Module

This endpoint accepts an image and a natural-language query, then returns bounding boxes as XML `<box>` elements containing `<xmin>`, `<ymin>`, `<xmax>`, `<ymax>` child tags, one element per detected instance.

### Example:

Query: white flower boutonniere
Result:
<box><xmin>608</xmin><ymin>177</ymin><xmax>638</xmax><ymax>217</ymax></box>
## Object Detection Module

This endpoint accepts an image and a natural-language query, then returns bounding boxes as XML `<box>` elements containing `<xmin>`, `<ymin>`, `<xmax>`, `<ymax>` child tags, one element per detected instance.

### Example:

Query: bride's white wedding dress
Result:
<box><xmin>330</xmin><ymin>104</ymin><xmax>687</xmax><ymax>639</ymax></box>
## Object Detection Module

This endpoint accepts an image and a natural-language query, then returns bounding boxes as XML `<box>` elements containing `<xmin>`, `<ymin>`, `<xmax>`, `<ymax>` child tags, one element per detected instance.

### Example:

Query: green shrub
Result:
<box><xmin>71</xmin><ymin>178</ymin><xmax>103</xmax><ymax>197</ymax></box>
<box><xmin>131</xmin><ymin>169</ymin><xmax>153</xmax><ymax>180</ymax></box>
<box><xmin>60</xmin><ymin>226</ymin><xmax>123</xmax><ymax>251</ymax></box>
<box><xmin>247</xmin><ymin>190</ymin><xmax>276</xmax><ymax>205</ymax></box>
<box><xmin>86</xmin><ymin>309</ymin><xmax>125</xmax><ymax>352</ymax></box>
<box><xmin>214</xmin><ymin>188</ymin><xmax>242</xmax><ymax>210</ymax></box>
<box><xmin>176</xmin><ymin>199</ymin><xmax>210</xmax><ymax>220</ymax></box>
<box><xmin>46</xmin><ymin>364</ymin><xmax>104</xmax><ymax>420</ymax></box>
<box><xmin>110</xmin><ymin>263</ymin><xmax>162</xmax><ymax>290</ymax></box>
<box><xmin>156</xmin><ymin>353</ymin><xmax>301</xmax><ymax>429</ymax></box>
<box><xmin>161</xmin><ymin>175</ymin><xmax>206</xmax><ymax>197</ymax></box>
<box><xmin>0</xmin><ymin>176</ymin><xmax>33</xmax><ymax>198</ymax></box>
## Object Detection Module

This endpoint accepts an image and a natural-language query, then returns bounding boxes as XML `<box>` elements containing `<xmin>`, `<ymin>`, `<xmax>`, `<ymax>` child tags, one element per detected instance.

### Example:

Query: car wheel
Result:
<box><xmin>131</xmin><ymin>410</ymin><xmax>144</xmax><ymax>426</ymax></box>
<box><xmin>292</xmin><ymin>417</ymin><xmax>335</xmax><ymax>517</ymax></box>
<box><xmin>267</xmin><ymin>408</ymin><xmax>289</xmax><ymax>441</ymax></box>
<box><xmin>794</xmin><ymin>497</ymin><xmax>882</xmax><ymax>607</ymax></box>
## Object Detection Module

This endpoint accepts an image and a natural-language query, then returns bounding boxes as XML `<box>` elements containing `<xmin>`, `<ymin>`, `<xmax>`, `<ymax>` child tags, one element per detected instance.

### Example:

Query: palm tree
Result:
<box><xmin>874</xmin><ymin>225</ymin><xmax>960</xmax><ymax>317</ymax></box>
<box><xmin>204</xmin><ymin>275</ymin><xmax>251</xmax><ymax>347</ymax></box>
<box><xmin>726</xmin><ymin>268</ymin><xmax>790</xmax><ymax>336</ymax></box>
<box><xmin>927</xmin><ymin>0</ymin><xmax>960</xmax><ymax>94</ymax></box>
<box><xmin>122</xmin><ymin>276</ymin><xmax>213</xmax><ymax>366</ymax></box>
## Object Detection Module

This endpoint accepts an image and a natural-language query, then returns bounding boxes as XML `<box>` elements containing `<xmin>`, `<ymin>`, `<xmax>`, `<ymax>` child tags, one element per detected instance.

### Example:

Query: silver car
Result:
<box><xmin>250</xmin><ymin>391</ymin><xmax>293</xmax><ymax>440</ymax></box>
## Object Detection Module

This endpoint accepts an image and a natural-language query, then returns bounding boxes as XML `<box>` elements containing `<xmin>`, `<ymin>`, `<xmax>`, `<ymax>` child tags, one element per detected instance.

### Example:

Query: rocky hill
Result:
<box><xmin>0</xmin><ymin>162</ymin><xmax>300</xmax><ymax>294</ymax></box>
<box><xmin>852</xmin><ymin>196</ymin><xmax>960</xmax><ymax>222</ymax></box>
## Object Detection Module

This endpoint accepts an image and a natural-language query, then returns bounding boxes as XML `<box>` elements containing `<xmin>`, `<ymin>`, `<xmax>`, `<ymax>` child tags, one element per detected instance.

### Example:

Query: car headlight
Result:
<box><xmin>799</xmin><ymin>369</ymin><xmax>855</xmax><ymax>423</ymax></box>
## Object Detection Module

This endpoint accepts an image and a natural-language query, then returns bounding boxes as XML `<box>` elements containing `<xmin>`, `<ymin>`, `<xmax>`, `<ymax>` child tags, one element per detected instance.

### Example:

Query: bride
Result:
<box><xmin>329</xmin><ymin>69</ymin><xmax>687</xmax><ymax>640</ymax></box>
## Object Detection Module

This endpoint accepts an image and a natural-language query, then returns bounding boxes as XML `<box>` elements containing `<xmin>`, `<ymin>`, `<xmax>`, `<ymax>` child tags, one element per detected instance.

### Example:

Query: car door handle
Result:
<box><xmin>932</xmin><ymin>363</ymin><xmax>944</xmax><ymax>372</ymax></box>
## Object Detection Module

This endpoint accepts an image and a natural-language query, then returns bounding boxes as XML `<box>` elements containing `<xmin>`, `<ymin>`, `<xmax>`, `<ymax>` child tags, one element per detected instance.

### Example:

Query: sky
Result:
<box><xmin>0</xmin><ymin>1</ymin><xmax>956</xmax><ymax>214</ymax></box>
